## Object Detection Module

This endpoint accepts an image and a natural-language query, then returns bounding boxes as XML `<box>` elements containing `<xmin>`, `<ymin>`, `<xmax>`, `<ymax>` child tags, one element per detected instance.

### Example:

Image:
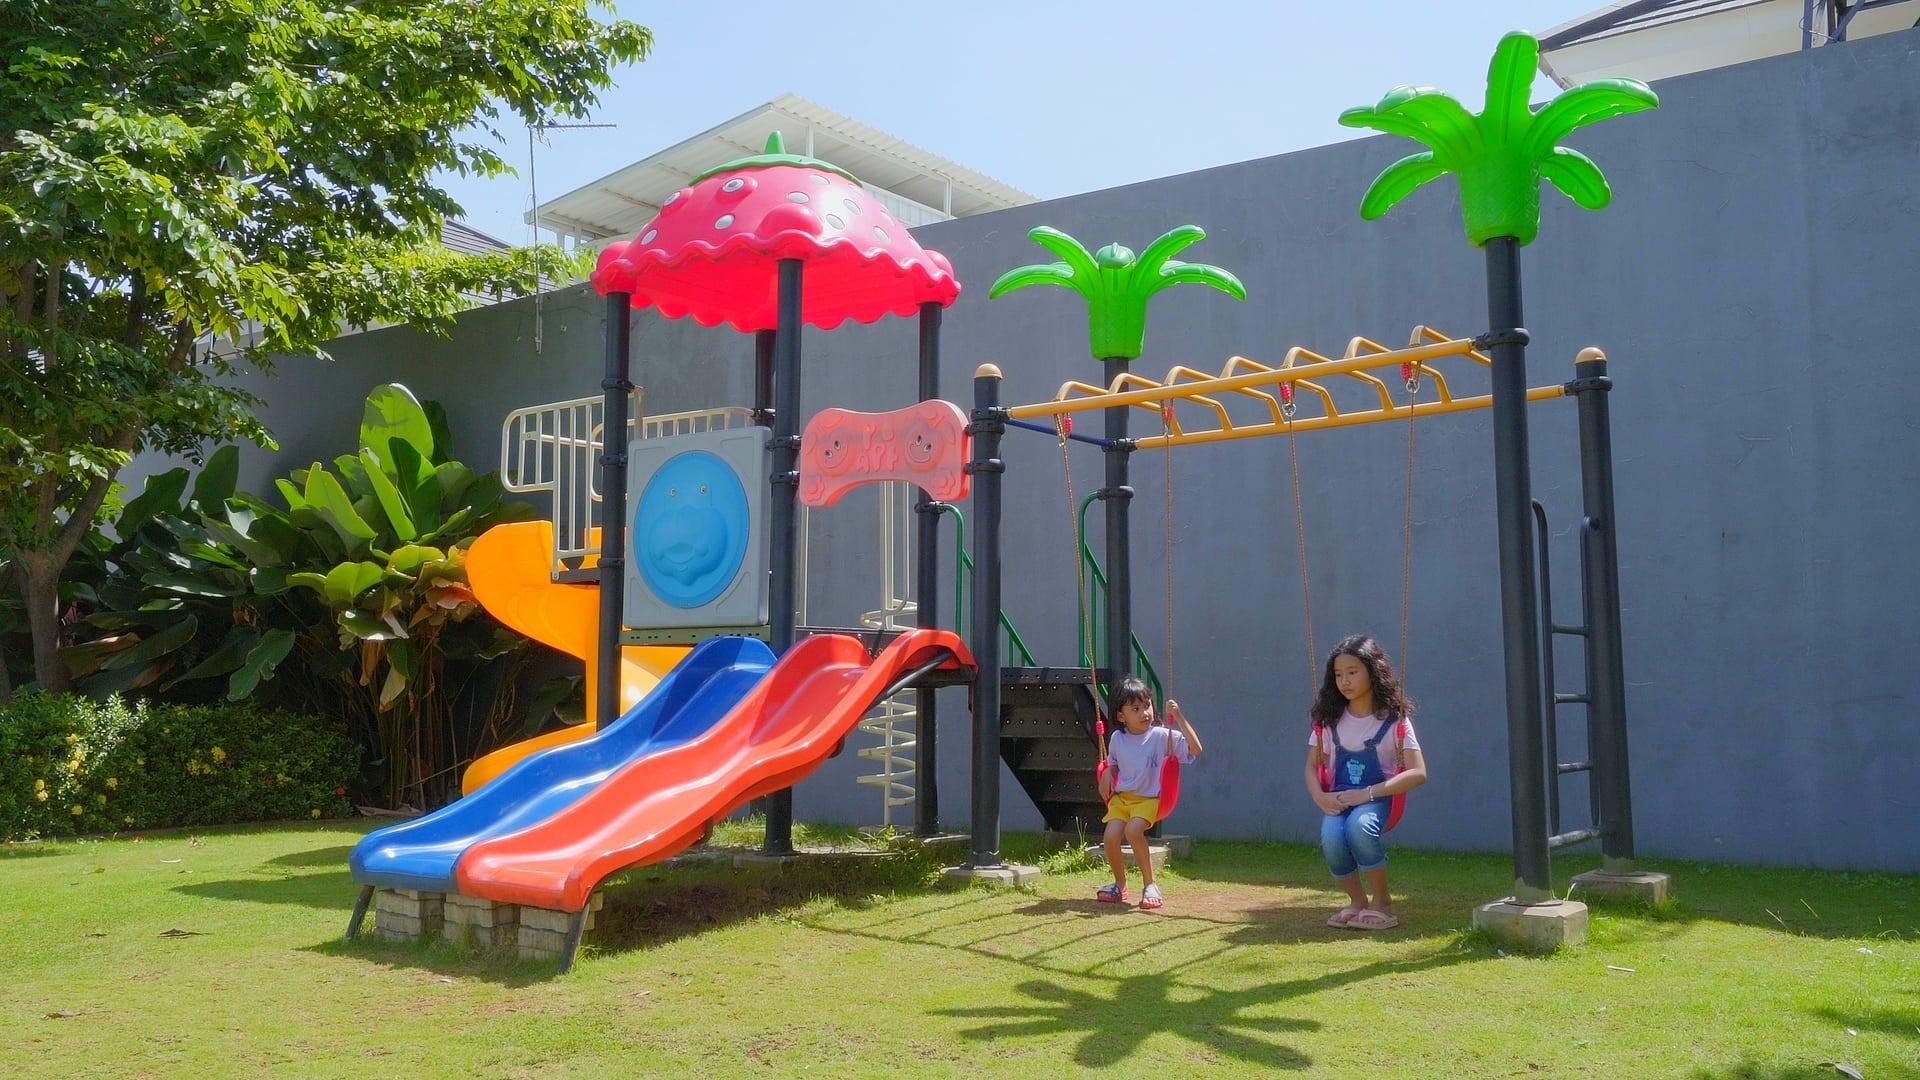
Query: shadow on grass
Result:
<box><xmin>263</xmin><ymin>844</ymin><xmax>356</xmax><ymax>869</ymax></box>
<box><xmin>796</xmin><ymin>858</ymin><xmax>1490</xmax><ymax>1071</ymax></box>
<box><xmin>1</xmin><ymin>843</ymin><xmax>74</xmax><ymax>859</ymax></box>
<box><xmin>1167</xmin><ymin>839</ymin><xmax>1920</xmax><ymax>945</ymax></box>
<box><xmin>1690</xmin><ymin>1064</ymin><xmax>1860</xmax><ymax>1079</ymax></box>
<box><xmin>175</xmin><ymin>867</ymin><xmax>357</xmax><ymax>911</ymax></box>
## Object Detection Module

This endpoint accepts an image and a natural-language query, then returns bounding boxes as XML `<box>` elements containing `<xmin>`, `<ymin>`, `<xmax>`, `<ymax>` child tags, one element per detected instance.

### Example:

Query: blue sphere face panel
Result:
<box><xmin>635</xmin><ymin>450</ymin><xmax>750</xmax><ymax>609</ymax></box>
<box><xmin>623</xmin><ymin>426</ymin><xmax>770</xmax><ymax>631</ymax></box>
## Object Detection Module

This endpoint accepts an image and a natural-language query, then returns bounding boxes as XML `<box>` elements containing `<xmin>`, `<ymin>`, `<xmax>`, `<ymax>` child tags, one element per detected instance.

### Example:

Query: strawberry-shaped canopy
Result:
<box><xmin>591</xmin><ymin>133</ymin><xmax>961</xmax><ymax>332</ymax></box>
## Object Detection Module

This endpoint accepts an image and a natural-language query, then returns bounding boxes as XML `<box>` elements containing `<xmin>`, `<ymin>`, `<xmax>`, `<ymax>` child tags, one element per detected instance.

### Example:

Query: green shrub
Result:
<box><xmin>0</xmin><ymin>692</ymin><xmax>357</xmax><ymax>840</ymax></box>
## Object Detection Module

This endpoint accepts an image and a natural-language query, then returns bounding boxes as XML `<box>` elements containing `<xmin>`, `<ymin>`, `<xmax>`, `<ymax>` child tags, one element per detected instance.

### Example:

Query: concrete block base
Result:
<box><xmin>1571</xmin><ymin>868</ymin><xmax>1672</xmax><ymax>905</ymax></box>
<box><xmin>1085</xmin><ymin>842</ymin><xmax>1170</xmax><ymax>873</ymax></box>
<box><xmin>902</xmin><ymin>832</ymin><xmax>971</xmax><ymax>856</ymax></box>
<box><xmin>1472</xmin><ymin>898</ymin><xmax>1589</xmax><ymax>951</ymax></box>
<box><xmin>942</xmin><ymin>863</ymin><xmax>1042</xmax><ymax>887</ymax></box>
<box><xmin>516</xmin><ymin>894</ymin><xmax>603</xmax><ymax>963</ymax></box>
<box><xmin>1040</xmin><ymin>829</ymin><xmax>1090</xmax><ymax>852</ymax></box>
<box><xmin>443</xmin><ymin>893</ymin><xmax>518</xmax><ymax>949</ymax></box>
<box><xmin>1155</xmin><ymin>833</ymin><xmax>1194</xmax><ymax>859</ymax></box>
<box><xmin>373</xmin><ymin>888</ymin><xmax>443</xmax><ymax>943</ymax></box>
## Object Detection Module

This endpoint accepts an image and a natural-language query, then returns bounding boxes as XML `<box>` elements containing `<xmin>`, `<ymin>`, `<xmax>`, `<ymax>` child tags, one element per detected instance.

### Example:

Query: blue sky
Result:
<box><xmin>438</xmin><ymin>1</ymin><xmax>1603</xmax><ymax>245</ymax></box>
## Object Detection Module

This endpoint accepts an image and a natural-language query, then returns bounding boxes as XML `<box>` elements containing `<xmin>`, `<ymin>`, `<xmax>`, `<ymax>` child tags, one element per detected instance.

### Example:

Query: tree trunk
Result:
<box><xmin>0</xmin><ymin>633</ymin><xmax>14</xmax><ymax>704</ymax></box>
<box><xmin>14</xmin><ymin>557</ymin><xmax>70</xmax><ymax>694</ymax></box>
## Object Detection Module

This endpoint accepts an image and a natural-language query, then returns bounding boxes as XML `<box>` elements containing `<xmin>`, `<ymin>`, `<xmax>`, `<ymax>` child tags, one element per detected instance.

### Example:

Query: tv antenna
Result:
<box><xmin>528</xmin><ymin>119</ymin><xmax>617</xmax><ymax>353</ymax></box>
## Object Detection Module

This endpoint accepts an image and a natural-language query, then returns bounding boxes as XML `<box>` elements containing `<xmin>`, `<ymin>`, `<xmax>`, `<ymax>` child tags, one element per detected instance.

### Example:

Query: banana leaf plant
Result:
<box><xmin>1338</xmin><ymin>30</ymin><xmax>1658</xmax><ymax>247</ymax></box>
<box><xmin>989</xmin><ymin>225</ymin><xmax>1245</xmax><ymax>360</ymax></box>
<box><xmin>62</xmin><ymin>384</ymin><xmax>546</xmax><ymax>806</ymax></box>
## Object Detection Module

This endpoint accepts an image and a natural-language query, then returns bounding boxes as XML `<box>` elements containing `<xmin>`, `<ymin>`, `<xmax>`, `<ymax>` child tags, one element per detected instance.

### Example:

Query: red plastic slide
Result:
<box><xmin>454</xmin><ymin>629</ymin><xmax>972</xmax><ymax>911</ymax></box>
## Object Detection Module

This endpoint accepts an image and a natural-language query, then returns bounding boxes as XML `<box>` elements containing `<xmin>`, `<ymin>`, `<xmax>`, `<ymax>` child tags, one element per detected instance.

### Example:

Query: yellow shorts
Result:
<box><xmin>1103</xmin><ymin>792</ymin><xmax>1161</xmax><ymax>826</ymax></box>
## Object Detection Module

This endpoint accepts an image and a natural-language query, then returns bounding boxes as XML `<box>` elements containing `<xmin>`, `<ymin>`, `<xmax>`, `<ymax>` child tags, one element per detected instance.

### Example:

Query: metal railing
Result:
<box><xmin>499</xmin><ymin>393</ymin><xmax>752</xmax><ymax>571</ymax></box>
<box><xmin>1076</xmin><ymin>493</ymin><xmax>1165</xmax><ymax>706</ymax></box>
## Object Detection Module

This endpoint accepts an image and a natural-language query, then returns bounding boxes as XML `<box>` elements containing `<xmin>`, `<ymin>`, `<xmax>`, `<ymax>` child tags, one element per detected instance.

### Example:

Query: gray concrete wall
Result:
<box><xmin>158</xmin><ymin>30</ymin><xmax>1920</xmax><ymax>871</ymax></box>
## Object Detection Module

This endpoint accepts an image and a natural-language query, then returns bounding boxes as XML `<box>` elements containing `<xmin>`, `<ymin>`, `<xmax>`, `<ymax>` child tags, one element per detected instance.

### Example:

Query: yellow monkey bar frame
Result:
<box><xmin>1002</xmin><ymin>326</ymin><xmax>1575</xmax><ymax>449</ymax></box>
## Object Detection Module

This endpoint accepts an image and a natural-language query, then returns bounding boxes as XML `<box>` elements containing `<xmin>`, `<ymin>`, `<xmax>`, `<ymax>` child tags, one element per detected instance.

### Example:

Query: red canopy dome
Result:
<box><xmin>591</xmin><ymin>133</ymin><xmax>961</xmax><ymax>332</ymax></box>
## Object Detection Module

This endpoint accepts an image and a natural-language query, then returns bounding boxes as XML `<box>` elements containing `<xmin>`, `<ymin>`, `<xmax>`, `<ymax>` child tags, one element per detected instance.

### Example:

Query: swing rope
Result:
<box><xmin>1055</xmin><ymin>414</ymin><xmax>1107</xmax><ymax>765</ymax></box>
<box><xmin>1161</xmin><ymin>402</ymin><xmax>1175</xmax><ymax>704</ymax></box>
<box><xmin>1283</xmin><ymin>364</ymin><xmax>1422</xmax><ymax>688</ymax></box>
<box><xmin>1400</xmin><ymin>364</ymin><xmax>1420</xmax><ymax>681</ymax></box>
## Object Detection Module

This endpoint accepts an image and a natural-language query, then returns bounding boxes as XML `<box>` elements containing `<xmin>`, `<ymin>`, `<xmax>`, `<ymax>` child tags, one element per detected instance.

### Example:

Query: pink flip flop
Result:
<box><xmin>1096</xmin><ymin>883</ymin><xmax>1127</xmax><ymax>904</ymax></box>
<box><xmin>1326</xmin><ymin>906</ymin><xmax>1363</xmax><ymax>928</ymax></box>
<box><xmin>1350</xmin><ymin>909</ymin><xmax>1400</xmax><ymax>931</ymax></box>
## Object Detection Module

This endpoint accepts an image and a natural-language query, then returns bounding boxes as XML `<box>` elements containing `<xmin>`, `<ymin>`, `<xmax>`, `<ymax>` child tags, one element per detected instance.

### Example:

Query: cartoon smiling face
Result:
<box><xmin>635</xmin><ymin>450</ymin><xmax>751</xmax><ymax>609</ymax></box>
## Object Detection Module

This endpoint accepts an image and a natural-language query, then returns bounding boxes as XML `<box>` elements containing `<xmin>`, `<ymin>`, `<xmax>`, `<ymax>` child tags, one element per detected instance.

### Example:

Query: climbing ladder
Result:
<box><xmin>1533</xmin><ymin>500</ymin><xmax>1603</xmax><ymax>853</ymax></box>
<box><xmin>854</xmin><ymin>482</ymin><xmax>920</xmax><ymax>828</ymax></box>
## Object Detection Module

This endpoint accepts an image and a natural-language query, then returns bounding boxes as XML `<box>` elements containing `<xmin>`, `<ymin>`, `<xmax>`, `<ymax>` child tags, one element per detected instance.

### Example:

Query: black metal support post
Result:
<box><xmin>597</xmin><ymin>291</ymin><xmax>634</xmax><ymax>729</ymax></box>
<box><xmin>914</xmin><ymin>302</ymin><xmax>943</xmax><ymax>837</ymax></box>
<box><xmin>1483</xmin><ymin>237</ymin><xmax>1554</xmax><ymax>904</ymax></box>
<box><xmin>1101</xmin><ymin>356</ymin><xmax>1134</xmax><ymax>682</ymax></box>
<box><xmin>343</xmin><ymin>884</ymin><xmax>374</xmax><ymax>943</ymax></box>
<box><xmin>746</xmin><ymin>327</ymin><xmax>777</xmax><ymax>821</ymax></box>
<box><xmin>763</xmin><ymin>259</ymin><xmax>805</xmax><ymax>855</ymax></box>
<box><xmin>1570</xmin><ymin>349</ymin><xmax>1636</xmax><ymax>869</ymax></box>
<box><xmin>967</xmin><ymin>365</ymin><xmax>1006</xmax><ymax>868</ymax></box>
<box><xmin>753</xmin><ymin>328</ymin><xmax>776</xmax><ymax>427</ymax></box>
<box><xmin>558</xmin><ymin>901</ymin><xmax>591</xmax><ymax>975</ymax></box>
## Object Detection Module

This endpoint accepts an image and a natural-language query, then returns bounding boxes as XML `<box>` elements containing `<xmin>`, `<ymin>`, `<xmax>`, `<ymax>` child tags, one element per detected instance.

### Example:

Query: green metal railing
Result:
<box><xmin>934</xmin><ymin>504</ymin><xmax>1036</xmax><ymax>667</ymax></box>
<box><xmin>1077</xmin><ymin>493</ymin><xmax>1165</xmax><ymax>707</ymax></box>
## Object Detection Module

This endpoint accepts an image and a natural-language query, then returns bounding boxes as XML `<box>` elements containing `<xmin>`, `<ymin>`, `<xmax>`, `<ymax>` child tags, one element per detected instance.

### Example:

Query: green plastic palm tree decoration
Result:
<box><xmin>989</xmin><ymin>225</ymin><xmax>1245</xmax><ymax>360</ymax></box>
<box><xmin>1339</xmin><ymin>31</ymin><xmax>1658</xmax><ymax>246</ymax></box>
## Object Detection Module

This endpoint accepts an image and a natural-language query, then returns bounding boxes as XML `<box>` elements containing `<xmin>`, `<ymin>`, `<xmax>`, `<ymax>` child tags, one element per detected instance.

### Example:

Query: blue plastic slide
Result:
<box><xmin>349</xmin><ymin>636</ymin><xmax>775</xmax><ymax>893</ymax></box>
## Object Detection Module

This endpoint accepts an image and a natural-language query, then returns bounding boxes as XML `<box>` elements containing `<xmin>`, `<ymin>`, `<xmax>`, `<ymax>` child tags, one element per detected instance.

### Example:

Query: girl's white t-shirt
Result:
<box><xmin>1306</xmin><ymin>709</ymin><xmax>1420</xmax><ymax>777</ymax></box>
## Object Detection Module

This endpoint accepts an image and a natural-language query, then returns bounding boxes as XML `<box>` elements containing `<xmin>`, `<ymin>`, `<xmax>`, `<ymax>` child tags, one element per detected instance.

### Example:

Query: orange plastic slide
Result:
<box><xmin>461</xmin><ymin>521</ymin><xmax>686</xmax><ymax>794</ymax></box>
<box><xmin>455</xmin><ymin>629</ymin><xmax>972</xmax><ymax>911</ymax></box>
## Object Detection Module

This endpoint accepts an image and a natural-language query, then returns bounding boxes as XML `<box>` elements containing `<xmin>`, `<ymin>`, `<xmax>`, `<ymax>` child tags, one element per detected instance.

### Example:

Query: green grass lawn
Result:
<box><xmin>2</xmin><ymin>820</ymin><xmax>1914</xmax><ymax>1079</ymax></box>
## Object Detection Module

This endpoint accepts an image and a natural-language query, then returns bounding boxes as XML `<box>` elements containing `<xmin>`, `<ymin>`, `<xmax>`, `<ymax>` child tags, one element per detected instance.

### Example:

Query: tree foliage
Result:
<box><xmin>0</xmin><ymin>1</ymin><xmax>650</xmax><ymax>692</ymax></box>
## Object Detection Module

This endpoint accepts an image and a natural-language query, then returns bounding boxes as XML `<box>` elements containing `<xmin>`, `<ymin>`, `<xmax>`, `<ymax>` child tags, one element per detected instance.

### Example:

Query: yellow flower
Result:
<box><xmin>105</xmin><ymin>777</ymin><xmax>118</xmax><ymax>790</ymax></box>
<box><xmin>65</xmin><ymin>733</ymin><xmax>79</xmax><ymax>744</ymax></box>
<box><xmin>136</xmin><ymin>757</ymin><xmax>145</xmax><ymax>767</ymax></box>
<box><xmin>32</xmin><ymin>778</ymin><xmax>45</xmax><ymax>792</ymax></box>
<box><xmin>309</xmin><ymin>808</ymin><xmax>322</xmax><ymax>819</ymax></box>
<box><xmin>96</xmin><ymin>794</ymin><xmax>107</xmax><ymax>806</ymax></box>
<box><xmin>210</xmin><ymin>746</ymin><xmax>226</xmax><ymax>764</ymax></box>
<box><xmin>71</xmin><ymin>805</ymin><xmax>84</xmax><ymax>816</ymax></box>
<box><xmin>34</xmin><ymin>790</ymin><xmax>48</xmax><ymax>803</ymax></box>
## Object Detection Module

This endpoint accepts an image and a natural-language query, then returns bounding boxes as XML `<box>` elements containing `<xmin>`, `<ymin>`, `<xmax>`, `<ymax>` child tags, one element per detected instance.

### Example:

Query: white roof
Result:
<box><xmin>531</xmin><ymin>92</ymin><xmax>1037</xmax><ymax>243</ymax></box>
<box><xmin>1539</xmin><ymin>0</ymin><xmax>1920</xmax><ymax>87</ymax></box>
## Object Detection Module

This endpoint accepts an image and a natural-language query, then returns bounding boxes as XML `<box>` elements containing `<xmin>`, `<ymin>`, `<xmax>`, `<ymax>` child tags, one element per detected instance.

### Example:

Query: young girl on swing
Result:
<box><xmin>1097</xmin><ymin>676</ymin><xmax>1202</xmax><ymax>910</ymax></box>
<box><xmin>1305</xmin><ymin>634</ymin><xmax>1427</xmax><ymax>930</ymax></box>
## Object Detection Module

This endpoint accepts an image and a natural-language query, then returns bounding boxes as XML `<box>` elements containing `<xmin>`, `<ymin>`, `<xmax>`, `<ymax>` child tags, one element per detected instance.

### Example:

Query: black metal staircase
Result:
<box><xmin>994</xmin><ymin>668</ymin><xmax>1106</xmax><ymax>833</ymax></box>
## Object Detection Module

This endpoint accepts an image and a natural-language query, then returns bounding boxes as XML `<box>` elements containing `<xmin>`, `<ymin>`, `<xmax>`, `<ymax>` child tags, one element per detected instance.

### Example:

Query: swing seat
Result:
<box><xmin>1095</xmin><ymin>726</ymin><xmax>1183</xmax><ymax>820</ymax></box>
<box><xmin>1317</xmin><ymin>765</ymin><xmax>1407</xmax><ymax>833</ymax></box>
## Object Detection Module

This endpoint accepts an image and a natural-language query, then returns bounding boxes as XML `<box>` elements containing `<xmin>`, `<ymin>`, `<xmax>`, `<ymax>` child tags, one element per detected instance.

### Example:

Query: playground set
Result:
<box><xmin>345</xmin><ymin>32</ymin><xmax>1671</xmax><ymax>968</ymax></box>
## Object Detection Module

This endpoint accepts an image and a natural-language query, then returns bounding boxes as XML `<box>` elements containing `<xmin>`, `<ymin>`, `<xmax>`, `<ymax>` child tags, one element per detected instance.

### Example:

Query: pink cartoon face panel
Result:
<box><xmin>799</xmin><ymin>400</ymin><xmax>970</xmax><ymax>508</ymax></box>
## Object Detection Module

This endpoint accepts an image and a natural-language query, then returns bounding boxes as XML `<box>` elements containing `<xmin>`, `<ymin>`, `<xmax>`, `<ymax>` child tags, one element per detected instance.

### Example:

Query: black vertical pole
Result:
<box><xmin>1571</xmin><ymin>347</ymin><xmax>1636</xmax><ymax>869</ymax></box>
<box><xmin>745</xmin><ymin>327</ymin><xmax>776</xmax><ymax>822</ymax></box>
<box><xmin>1484</xmin><ymin>237</ymin><xmax>1553</xmax><ymax>903</ymax></box>
<box><xmin>967</xmin><ymin>365</ymin><xmax>1005</xmax><ymax>868</ymax></box>
<box><xmin>914</xmin><ymin>302</ymin><xmax>943</xmax><ymax>838</ymax></box>
<box><xmin>597</xmin><ymin>291</ymin><xmax>634</xmax><ymax>729</ymax></box>
<box><xmin>753</xmin><ymin>329</ymin><xmax>776</xmax><ymax>427</ymax></box>
<box><xmin>763</xmin><ymin>259</ymin><xmax>804</xmax><ymax>856</ymax></box>
<box><xmin>1101</xmin><ymin>357</ymin><xmax>1134</xmax><ymax>682</ymax></box>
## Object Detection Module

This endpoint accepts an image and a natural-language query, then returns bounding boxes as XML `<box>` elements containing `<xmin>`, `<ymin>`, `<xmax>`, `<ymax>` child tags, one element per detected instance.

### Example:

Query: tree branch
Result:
<box><xmin>51</xmin><ymin>437</ymin><xmax>130</xmax><ymax>565</ymax></box>
<box><xmin>124</xmin><ymin>272</ymin><xmax>147</xmax><ymax>349</ymax></box>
